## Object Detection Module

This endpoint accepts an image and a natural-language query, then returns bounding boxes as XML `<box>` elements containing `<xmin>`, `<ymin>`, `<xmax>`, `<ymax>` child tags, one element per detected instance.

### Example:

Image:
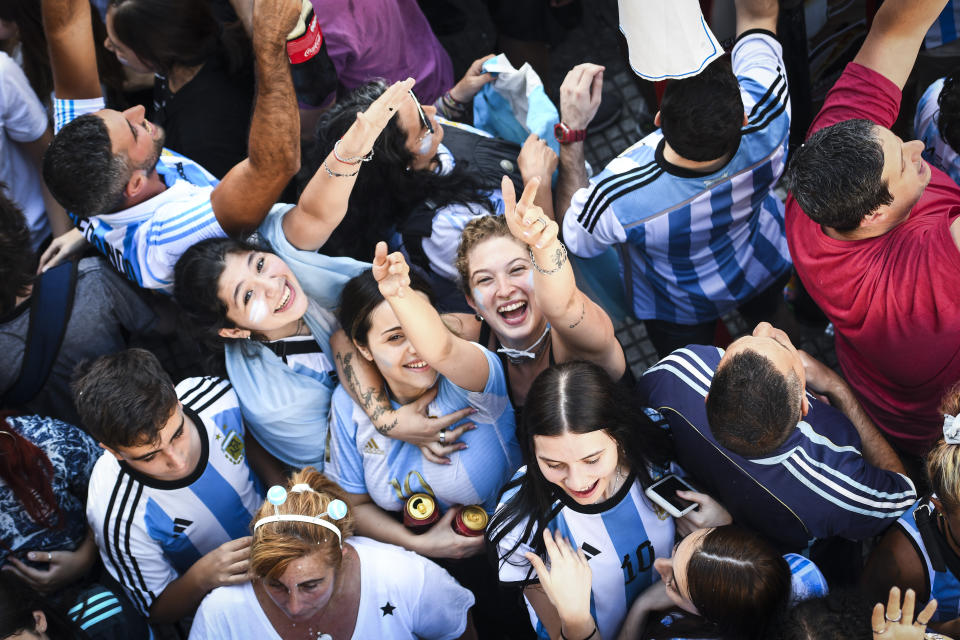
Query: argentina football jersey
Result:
<box><xmin>86</xmin><ymin>377</ymin><xmax>263</xmax><ymax>615</ymax></box>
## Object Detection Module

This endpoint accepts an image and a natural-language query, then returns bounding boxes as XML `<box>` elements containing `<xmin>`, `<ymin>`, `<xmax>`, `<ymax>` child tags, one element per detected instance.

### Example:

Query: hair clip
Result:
<box><xmin>944</xmin><ymin>414</ymin><xmax>960</xmax><ymax>445</ymax></box>
<box><xmin>254</xmin><ymin>485</ymin><xmax>349</xmax><ymax>547</ymax></box>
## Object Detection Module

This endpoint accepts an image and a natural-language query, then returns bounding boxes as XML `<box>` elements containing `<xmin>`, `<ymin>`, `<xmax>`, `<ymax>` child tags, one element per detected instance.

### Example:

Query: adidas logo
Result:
<box><xmin>581</xmin><ymin>542</ymin><xmax>601</xmax><ymax>560</ymax></box>
<box><xmin>363</xmin><ymin>438</ymin><xmax>384</xmax><ymax>455</ymax></box>
<box><xmin>173</xmin><ymin>518</ymin><xmax>193</xmax><ymax>535</ymax></box>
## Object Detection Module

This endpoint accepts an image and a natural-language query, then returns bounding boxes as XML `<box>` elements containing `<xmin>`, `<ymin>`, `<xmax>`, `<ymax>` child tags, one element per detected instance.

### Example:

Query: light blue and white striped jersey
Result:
<box><xmin>897</xmin><ymin>498</ymin><xmax>960</xmax><ymax>622</ymax></box>
<box><xmin>786</xmin><ymin>553</ymin><xmax>829</xmax><ymax>603</ymax></box>
<box><xmin>86</xmin><ymin>377</ymin><xmax>264</xmax><ymax>616</ymax></box>
<box><xmin>494</xmin><ymin>467</ymin><xmax>675</xmax><ymax>640</ymax></box>
<box><xmin>562</xmin><ymin>32</ymin><xmax>792</xmax><ymax>325</ymax></box>
<box><xmin>915</xmin><ymin>78</ymin><xmax>960</xmax><ymax>186</ymax></box>
<box><xmin>326</xmin><ymin>345</ymin><xmax>521</xmax><ymax>513</ymax></box>
<box><xmin>926</xmin><ymin>2</ymin><xmax>960</xmax><ymax>49</ymax></box>
<box><xmin>54</xmin><ymin>97</ymin><xmax>226</xmax><ymax>293</ymax></box>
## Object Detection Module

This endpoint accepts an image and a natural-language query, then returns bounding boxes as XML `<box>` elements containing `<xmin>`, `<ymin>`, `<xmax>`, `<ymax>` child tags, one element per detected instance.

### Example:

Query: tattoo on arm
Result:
<box><xmin>568</xmin><ymin>302</ymin><xmax>585</xmax><ymax>329</ymax></box>
<box><xmin>336</xmin><ymin>352</ymin><xmax>395</xmax><ymax>434</ymax></box>
<box><xmin>552</xmin><ymin>246</ymin><xmax>565</xmax><ymax>270</ymax></box>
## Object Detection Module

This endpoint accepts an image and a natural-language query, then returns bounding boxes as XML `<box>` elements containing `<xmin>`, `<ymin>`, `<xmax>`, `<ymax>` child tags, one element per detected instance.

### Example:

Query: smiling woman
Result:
<box><xmin>188</xmin><ymin>469</ymin><xmax>478</xmax><ymax>640</ymax></box>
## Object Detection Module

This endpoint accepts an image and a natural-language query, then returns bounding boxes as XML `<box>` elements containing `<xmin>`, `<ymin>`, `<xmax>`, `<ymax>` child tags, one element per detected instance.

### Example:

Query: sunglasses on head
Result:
<box><xmin>409</xmin><ymin>90</ymin><xmax>434</xmax><ymax>135</ymax></box>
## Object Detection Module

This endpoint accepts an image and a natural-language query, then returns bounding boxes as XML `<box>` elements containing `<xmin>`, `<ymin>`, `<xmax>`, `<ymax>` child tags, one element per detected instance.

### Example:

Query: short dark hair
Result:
<box><xmin>659</xmin><ymin>56</ymin><xmax>745</xmax><ymax>161</ymax></box>
<box><xmin>938</xmin><ymin>73</ymin><xmax>960</xmax><ymax>154</ymax></box>
<box><xmin>43</xmin><ymin>114</ymin><xmax>130</xmax><ymax>217</ymax></box>
<box><xmin>770</xmin><ymin>589</ymin><xmax>873</xmax><ymax>640</ymax></box>
<box><xmin>72</xmin><ymin>348</ymin><xmax>179</xmax><ymax>448</ymax></box>
<box><xmin>784</xmin><ymin>119</ymin><xmax>893</xmax><ymax>231</ymax></box>
<box><xmin>0</xmin><ymin>184</ymin><xmax>35</xmax><ymax>314</ymax></box>
<box><xmin>707</xmin><ymin>350</ymin><xmax>801</xmax><ymax>456</ymax></box>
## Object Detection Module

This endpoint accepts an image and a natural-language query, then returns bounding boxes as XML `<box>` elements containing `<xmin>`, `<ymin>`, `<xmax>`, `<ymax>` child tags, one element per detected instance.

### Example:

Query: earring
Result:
<box><xmin>475</xmin><ymin>313</ymin><xmax>484</xmax><ymax>322</ymax></box>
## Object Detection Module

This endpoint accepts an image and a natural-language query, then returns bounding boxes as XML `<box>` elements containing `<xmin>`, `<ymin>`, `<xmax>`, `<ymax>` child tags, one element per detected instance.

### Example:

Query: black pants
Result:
<box><xmin>643</xmin><ymin>271</ymin><xmax>792</xmax><ymax>359</ymax></box>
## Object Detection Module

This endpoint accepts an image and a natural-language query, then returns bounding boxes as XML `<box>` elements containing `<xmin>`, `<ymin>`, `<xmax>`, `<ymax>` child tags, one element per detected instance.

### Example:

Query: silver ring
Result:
<box><xmin>439</xmin><ymin>430</ymin><xmax>446</xmax><ymax>445</ymax></box>
<box><xmin>535</xmin><ymin>217</ymin><xmax>548</xmax><ymax>231</ymax></box>
<box><xmin>47</xmin><ymin>552</ymin><xmax>52</xmax><ymax>563</ymax></box>
<box><xmin>885</xmin><ymin>612</ymin><xmax>902</xmax><ymax>623</ymax></box>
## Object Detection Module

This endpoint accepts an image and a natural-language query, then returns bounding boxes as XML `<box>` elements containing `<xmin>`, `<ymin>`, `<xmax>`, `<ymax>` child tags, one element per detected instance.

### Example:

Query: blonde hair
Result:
<box><xmin>249</xmin><ymin>468</ymin><xmax>356</xmax><ymax>581</ymax></box>
<box><xmin>927</xmin><ymin>382</ymin><xmax>960</xmax><ymax>512</ymax></box>
<box><xmin>454</xmin><ymin>214</ymin><xmax>520</xmax><ymax>293</ymax></box>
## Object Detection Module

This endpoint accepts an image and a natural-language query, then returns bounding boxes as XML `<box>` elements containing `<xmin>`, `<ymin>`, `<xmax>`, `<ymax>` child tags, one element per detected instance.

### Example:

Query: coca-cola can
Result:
<box><xmin>403</xmin><ymin>493</ymin><xmax>438</xmax><ymax>532</ymax></box>
<box><xmin>452</xmin><ymin>505</ymin><xmax>488</xmax><ymax>537</ymax></box>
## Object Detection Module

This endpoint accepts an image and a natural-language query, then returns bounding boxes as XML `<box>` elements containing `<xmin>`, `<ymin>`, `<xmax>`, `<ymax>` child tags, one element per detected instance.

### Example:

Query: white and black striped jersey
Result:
<box><xmin>86</xmin><ymin>377</ymin><xmax>263</xmax><ymax>616</ymax></box>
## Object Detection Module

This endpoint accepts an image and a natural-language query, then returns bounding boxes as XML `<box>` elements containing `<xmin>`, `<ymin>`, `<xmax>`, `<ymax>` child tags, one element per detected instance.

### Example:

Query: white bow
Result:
<box><xmin>944</xmin><ymin>414</ymin><xmax>960</xmax><ymax>445</ymax></box>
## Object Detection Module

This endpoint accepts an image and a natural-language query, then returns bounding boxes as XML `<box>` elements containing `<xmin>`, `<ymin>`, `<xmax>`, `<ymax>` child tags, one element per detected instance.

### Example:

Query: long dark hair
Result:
<box><xmin>307</xmin><ymin>81</ymin><xmax>495</xmax><ymax>262</ymax></box>
<box><xmin>108</xmin><ymin>0</ymin><xmax>249</xmax><ymax>77</ymax></box>
<box><xmin>173</xmin><ymin>236</ymin><xmax>261</xmax><ymax>350</ymax></box>
<box><xmin>0</xmin><ymin>413</ymin><xmax>63</xmax><ymax>533</ymax></box>
<box><xmin>646</xmin><ymin>525</ymin><xmax>791</xmax><ymax>640</ymax></box>
<box><xmin>488</xmin><ymin>361</ymin><xmax>673</xmax><ymax>562</ymax></box>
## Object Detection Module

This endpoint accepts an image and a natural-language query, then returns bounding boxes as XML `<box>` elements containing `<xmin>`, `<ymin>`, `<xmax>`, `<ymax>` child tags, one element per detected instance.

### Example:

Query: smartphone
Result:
<box><xmin>644</xmin><ymin>474</ymin><xmax>697</xmax><ymax>518</ymax></box>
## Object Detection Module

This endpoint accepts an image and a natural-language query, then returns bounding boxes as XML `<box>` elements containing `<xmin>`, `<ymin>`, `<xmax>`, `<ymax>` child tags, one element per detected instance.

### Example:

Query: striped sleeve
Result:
<box><xmin>561</xmin><ymin>159</ymin><xmax>641</xmax><ymax>258</ymax></box>
<box><xmin>89</xmin><ymin>470</ymin><xmax>177</xmax><ymax>616</ymax></box>
<box><xmin>54</xmin><ymin>97</ymin><xmax>106</xmax><ymax>133</ymax></box>
<box><xmin>733</xmin><ymin>32</ymin><xmax>790</xmax><ymax>138</ymax></box>
<box><xmin>751</xmin><ymin>419</ymin><xmax>917</xmax><ymax>538</ymax></box>
<box><xmin>177</xmin><ymin>376</ymin><xmax>236</xmax><ymax>422</ymax></box>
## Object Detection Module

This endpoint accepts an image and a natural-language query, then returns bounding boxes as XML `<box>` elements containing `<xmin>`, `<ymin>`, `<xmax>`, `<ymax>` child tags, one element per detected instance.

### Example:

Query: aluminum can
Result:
<box><xmin>452</xmin><ymin>505</ymin><xmax>488</xmax><ymax>537</ymax></box>
<box><xmin>403</xmin><ymin>493</ymin><xmax>438</xmax><ymax>532</ymax></box>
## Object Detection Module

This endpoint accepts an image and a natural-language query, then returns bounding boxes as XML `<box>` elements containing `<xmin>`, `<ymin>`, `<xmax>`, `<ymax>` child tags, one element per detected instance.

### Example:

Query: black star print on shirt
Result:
<box><xmin>381</xmin><ymin>602</ymin><xmax>396</xmax><ymax>616</ymax></box>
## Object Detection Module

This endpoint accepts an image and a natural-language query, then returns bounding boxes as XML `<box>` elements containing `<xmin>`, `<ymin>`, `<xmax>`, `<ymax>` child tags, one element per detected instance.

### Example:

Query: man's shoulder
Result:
<box><xmin>176</xmin><ymin>377</ymin><xmax>236</xmax><ymax>413</ymax></box>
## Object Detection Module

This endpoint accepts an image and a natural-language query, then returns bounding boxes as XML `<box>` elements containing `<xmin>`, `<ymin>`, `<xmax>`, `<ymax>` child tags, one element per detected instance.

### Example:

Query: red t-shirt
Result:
<box><xmin>786</xmin><ymin>63</ymin><xmax>960</xmax><ymax>455</ymax></box>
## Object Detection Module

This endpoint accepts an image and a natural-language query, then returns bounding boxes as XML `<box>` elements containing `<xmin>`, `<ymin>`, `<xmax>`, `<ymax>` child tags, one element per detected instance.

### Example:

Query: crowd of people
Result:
<box><xmin>3</xmin><ymin>0</ymin><xmax>960</xmax><ymax>638</ymax></box>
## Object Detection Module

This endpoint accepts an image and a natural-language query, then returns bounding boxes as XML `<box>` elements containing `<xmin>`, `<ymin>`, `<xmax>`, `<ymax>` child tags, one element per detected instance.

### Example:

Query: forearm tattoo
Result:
<box><xmin>336</xmin><ymin>352</ymin><xmax>396</xmax><ymax>434</ymax></box>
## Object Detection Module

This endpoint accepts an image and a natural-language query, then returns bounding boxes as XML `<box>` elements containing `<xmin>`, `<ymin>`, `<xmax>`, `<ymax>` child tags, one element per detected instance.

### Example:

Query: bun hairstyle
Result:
<box><xmin>250</xmin><ymin>468</ymin><xmax>356</xmax><ymax>581</ymax></box>
<box><xmin>928</xmin><ymin>381</ymin><xmax>960</xmax><ymax>513</ymax></box>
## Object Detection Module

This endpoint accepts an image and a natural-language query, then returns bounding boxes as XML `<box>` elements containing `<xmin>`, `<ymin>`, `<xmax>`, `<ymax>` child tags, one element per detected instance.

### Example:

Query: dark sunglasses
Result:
<box><xmin>409</xmin><ymin>90</ymin><xmax>434</xmax><ymax>135</ymax></box>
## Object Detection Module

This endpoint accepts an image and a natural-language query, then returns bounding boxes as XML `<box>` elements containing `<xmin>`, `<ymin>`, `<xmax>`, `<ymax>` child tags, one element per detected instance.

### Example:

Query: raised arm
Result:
<box><xmin>42</xmin><ymin>0</ymin><xmax>101</xmax><ymax>99</ymax></box>
<box><xmin>373</xmin><ymin>242</ymin><xmax>490</xmax><ymax>392</ymax></box>
<box><xmin>554</xmin><ymin>63</ymin><xmax>604</xmax><ymax>223</ymax></box>
<box><xmin>281</xmin><ymin>78</ymin><xmax>414</xmax><ymax>251</ymax></box>
<box><xmin>735</xmin><ymin>0</ymin><xmax>778</xmax><ymax>37</ymax></box>
<box><xmin>209</xmin><ymin>0</ymin><xmax>302</xmax><ymax>235</ymax></box>
<box><xmin>853</xmin><ymin>0</ymin><xmax>949</xmax><ymax>90</ymax></box>
<box><xmin>505</xmin><ymin>176</ymin><xmax>626</xmax><ymax>380</ymax></box>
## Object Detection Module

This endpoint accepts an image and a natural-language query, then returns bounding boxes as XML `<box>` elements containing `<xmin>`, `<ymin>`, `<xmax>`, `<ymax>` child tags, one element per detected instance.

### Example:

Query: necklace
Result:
<box><xmin>497</xmin><ymin>325</ymin><xmax>551</xmax><ymax>365</ymax></box>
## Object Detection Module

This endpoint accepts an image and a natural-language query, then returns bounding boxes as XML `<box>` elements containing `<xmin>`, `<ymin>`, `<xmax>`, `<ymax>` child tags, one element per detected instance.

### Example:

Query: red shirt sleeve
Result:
<box><xmin>807</xmin><ymin>63</ymin><xmax>902</xmax><ymax>138</ymax></box>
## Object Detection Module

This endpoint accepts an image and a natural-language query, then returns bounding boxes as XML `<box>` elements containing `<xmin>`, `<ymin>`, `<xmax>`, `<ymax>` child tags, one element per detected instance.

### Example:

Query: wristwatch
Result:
<box><xmin>554</xmin><ymin>122</ymin><xmax>587</xmax><ymax>144</ymax></box>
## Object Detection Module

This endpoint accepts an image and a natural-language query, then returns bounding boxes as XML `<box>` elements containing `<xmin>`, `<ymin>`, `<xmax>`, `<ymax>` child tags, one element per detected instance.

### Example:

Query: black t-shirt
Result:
<box><xmin>151</xmin><ymin>50</ymin><xmax>255</xmax><ymax>178</ymax></box>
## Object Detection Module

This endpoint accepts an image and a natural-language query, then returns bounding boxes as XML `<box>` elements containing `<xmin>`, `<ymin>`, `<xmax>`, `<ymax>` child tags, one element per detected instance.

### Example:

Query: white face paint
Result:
<box><xmin>247</xmin><ymin>298</ymin><xmax>269</xmax><ymax>324</ymax></box>
<box><xmin>472</xmin><ymin>288</ymin><xmax>486</xmax><ymax>312</ymax></box>
<box><xmin>417</xmin><ymin>132</ymin><xmax>434</xmax><ymax>156</ymax></box>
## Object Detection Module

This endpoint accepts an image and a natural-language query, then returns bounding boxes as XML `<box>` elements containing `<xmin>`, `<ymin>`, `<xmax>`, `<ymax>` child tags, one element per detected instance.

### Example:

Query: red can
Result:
<box><xmin>452</xmin><ymin>505</ymin><xmax>488</xmax><ymax>537</ymax></box>
<box><xmin>403</xmin><ymin>493</ymin><xmax>439</xmax><ymax>532</ymax></box>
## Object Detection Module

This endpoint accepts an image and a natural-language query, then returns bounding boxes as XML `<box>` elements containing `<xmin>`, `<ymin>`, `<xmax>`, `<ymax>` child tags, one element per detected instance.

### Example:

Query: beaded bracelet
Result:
<box><xmin>333</xmin><ymin>138</ymin><xmax>374</xmax><ymax>165</ymax></box>
<box><xmin>528</xmin><ymin>242</ymin><xmax>568</xmax><ymax>275</ymax></box>
<box><xmin>322</xmin><ymin>158</ymin><xmax>359</xmax><ymax>178</ymax></box>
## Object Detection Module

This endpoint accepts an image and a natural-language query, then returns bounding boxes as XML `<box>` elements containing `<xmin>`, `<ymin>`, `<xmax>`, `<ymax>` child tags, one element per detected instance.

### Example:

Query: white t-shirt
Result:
<box><xmin>0</xmin><ymin>51</ymin><xmax>50</xmax><ymax>250</ymax></box>
<box><xmin>189</xmin><ymin>537</ymin><xmax>474</xmax><ymax>640</ymax></box>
